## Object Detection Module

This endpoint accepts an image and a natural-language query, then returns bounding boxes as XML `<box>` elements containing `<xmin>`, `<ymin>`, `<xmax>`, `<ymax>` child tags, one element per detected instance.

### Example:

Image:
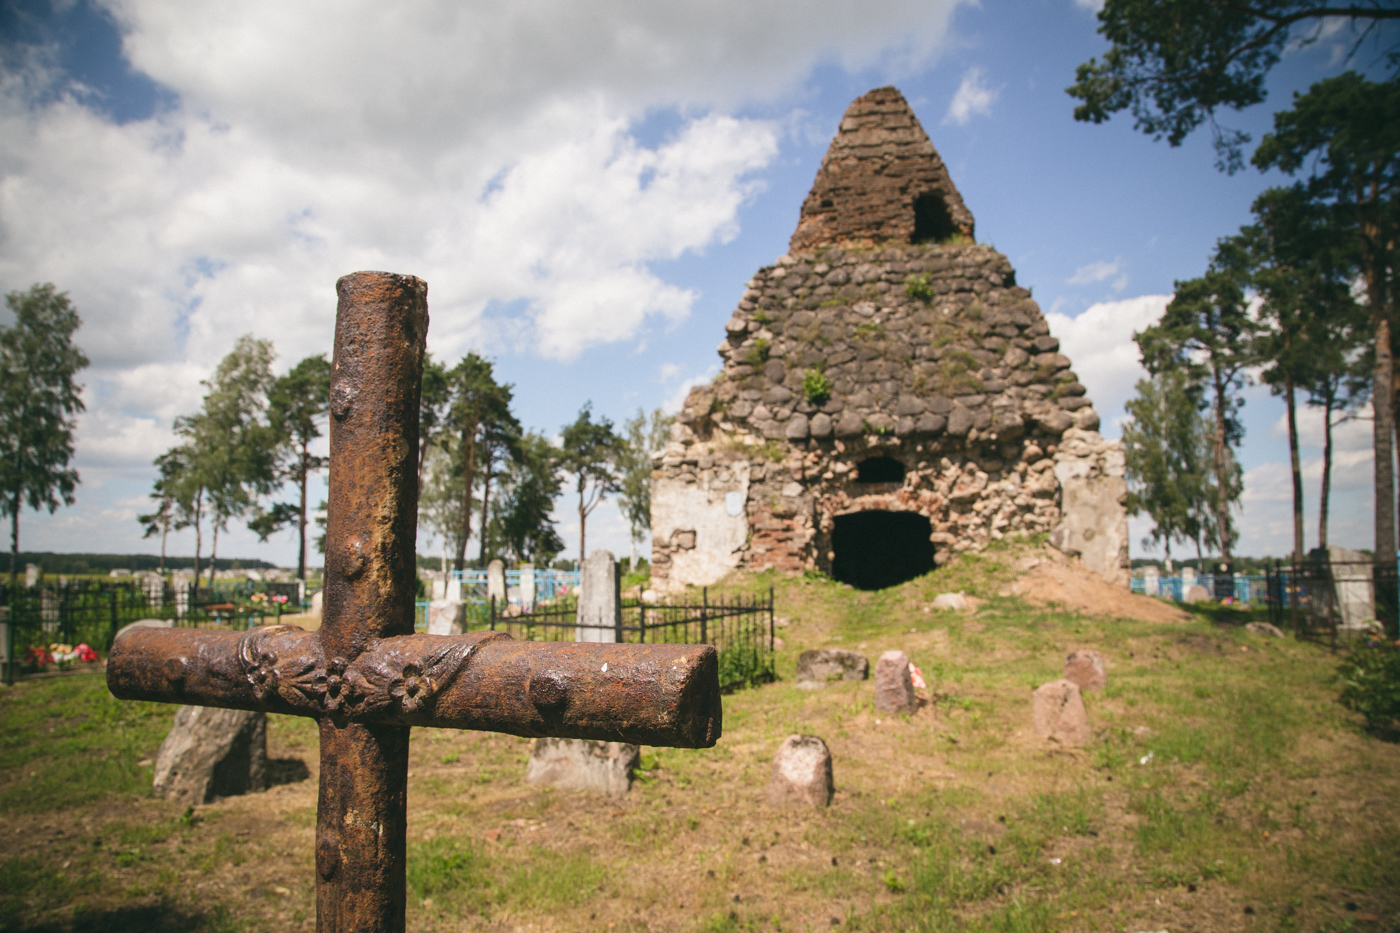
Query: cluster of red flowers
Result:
<box><xmin>75</xmin><ymin>643</ymin><xmax>99</xmax><ymax>662</ymax></box>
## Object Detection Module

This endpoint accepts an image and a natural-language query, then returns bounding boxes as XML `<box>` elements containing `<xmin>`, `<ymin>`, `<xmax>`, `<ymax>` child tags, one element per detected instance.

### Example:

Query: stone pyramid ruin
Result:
<box><xmin>650</xmin><ymin>86</ymin><xmax>1128</xmax><ymax>592</ymax></box>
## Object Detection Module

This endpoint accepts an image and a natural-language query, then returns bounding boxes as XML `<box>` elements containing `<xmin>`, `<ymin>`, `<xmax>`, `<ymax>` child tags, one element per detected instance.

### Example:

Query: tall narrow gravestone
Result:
<box><xmin>107</xmin><ymin>273</ymin><xmax>721</xmax><ymax>932</ymax></box>
<box><xmin>487</xmin><ymin>559</ymin><xmax>507</xmax><ymax>607</ymax></box>
<box><xmin>528</xmin><ymin>549</ymin><xmax>641</xmax><ymax>795</ymax></box>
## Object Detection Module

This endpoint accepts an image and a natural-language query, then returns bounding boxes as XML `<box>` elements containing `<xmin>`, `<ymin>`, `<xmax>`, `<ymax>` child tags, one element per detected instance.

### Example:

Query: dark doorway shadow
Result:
<box><xmin>831</xmin><ymin>510</ymin><xmax>935</xmax><ymax>590</ymax></box>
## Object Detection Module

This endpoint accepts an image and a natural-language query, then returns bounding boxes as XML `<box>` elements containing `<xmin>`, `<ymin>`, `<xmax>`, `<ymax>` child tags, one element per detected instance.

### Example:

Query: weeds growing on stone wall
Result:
<box><xmin>905</xmin><ymin>274</ymin><xmax>934</xmax><ymax>302</ymax></box>
<box><xmin>802</xmin><ymin>369</ymin><xmax>832</xmax><ymax>405</ymax></box>
<box><xmin>745</xmin><ymin>338</ymin><xmax>770</xmax><ymax>367</ymax></box>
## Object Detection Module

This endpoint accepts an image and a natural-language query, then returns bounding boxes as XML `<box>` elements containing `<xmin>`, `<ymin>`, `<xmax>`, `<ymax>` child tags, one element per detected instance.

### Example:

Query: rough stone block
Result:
<box><xmin>931</xmin><ymin>592</ymin><xmax>969</xmax><ymax>611</ymax></box>
<box><xmin>1032</xmin><ymin>680</ymin><xmax>1090</xmax><ymax>746</ymax></box>
<box><xmin>1182</xmin><ymin>585</ymin><xmax>1211</xmax><ymax>604</ymax></box>
<box><xmin>153</xmin><ymin>706</ymin><xmax>268</xmax><ymax>806</ymax></box>
<box><xmin>874</xmin><ymin>650</ymin><xmax>917</xmax><ymax>715</ymax></box>
<box><xmin>1064</xmin><ymin>650</ymin><xmax>1107</xmax><ymax>691</ymax></box>
<box><xmin>525</xmin><ymin>738</ymin><xmax>638</xmax><ymax>796</ymax></box>
<box><xmin>1245</xmin><ymin>621</ymin><xmax>1285</xmax><ymax>638</ymax></box>
<box><xmin>795</xmin><ymin>648</ymin><xmax>868</xmax><ymax>687</ymax></box>
<box><xmin>768</xmin><ymin>735</ymin><xmax>833</xmax><ymax>807</ymax></box>
<box><xmin>427</xmin><ymin>599</ymin><xmax>464</xmax><ymax>636</ymax></box>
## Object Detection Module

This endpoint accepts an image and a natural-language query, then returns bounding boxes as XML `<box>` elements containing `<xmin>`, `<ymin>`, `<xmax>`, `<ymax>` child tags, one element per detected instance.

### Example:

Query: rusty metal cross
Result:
<box><xmin>107</xmin><ymin>273</ymin><xmax>722</xmax><ymax>933</ymax></box>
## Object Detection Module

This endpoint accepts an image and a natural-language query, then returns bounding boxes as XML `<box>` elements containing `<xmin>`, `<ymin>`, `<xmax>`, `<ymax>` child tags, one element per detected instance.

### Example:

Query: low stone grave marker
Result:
<box><xmin>874</xmin><ymin>650</ymin><xmax>917</xmax><ymax>715</ymax></box>
<box><xmin>1064</xmin><ymin>650</ymin><xmax>1107</xmax><ymax>691</ymax></box>
<box><xmin>795</xmin><ymin>648</ymin><xmax>868</xmax><ymax>688</ymax></box>
<box><xmin>1032</xmin><ymin>680</ymin><xmax>1090</xmax><ymax>746</ymax></box>
<box><xmin>768</xmin><ymin>734</ymin><xmax>833</xmax><ymax>807</ymax></box>
<box><xmin>154</xmin><ymin>705</ymin><xmax>269</xmax><ymax>806</ymax></box>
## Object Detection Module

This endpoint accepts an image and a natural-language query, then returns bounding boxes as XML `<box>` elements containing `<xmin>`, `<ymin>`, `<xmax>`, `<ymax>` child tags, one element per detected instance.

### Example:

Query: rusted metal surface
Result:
<box><xmin>105</xmin><ymin>270</ymin><xmax>722</xmax><ymax>933</ymax></box>
<box><xmin>108</xmin><ymin>626</ymin><xmax>721</xmax><ymax>746</ymax></box>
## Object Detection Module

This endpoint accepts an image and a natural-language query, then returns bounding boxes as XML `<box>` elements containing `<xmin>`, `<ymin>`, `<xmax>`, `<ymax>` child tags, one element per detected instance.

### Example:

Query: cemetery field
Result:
<box><xmin>3</xmin><ymin>549</ymin><xmax>1400</xmax><ymax>932</ymax></box>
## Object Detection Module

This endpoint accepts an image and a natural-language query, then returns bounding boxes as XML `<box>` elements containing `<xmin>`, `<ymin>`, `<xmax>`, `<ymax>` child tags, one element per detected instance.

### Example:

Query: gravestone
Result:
<box><xmin>427</xmin><ymin>600</ymin><xmax>464</xmax><ymax>636</ymax></box>
<box><xmin>429</xmin><ymin>576</ymin><xmax>446</xmax><ymax>601</ymax></box>
<box><xmin>24</xmin><ymin>563</ymin><xmax>39</xmax><ymax>587</ymax></box>
<box><xmin>1245</xmin><ymin>621</ymin><xmax>1285</xmax><ymax>638</ymax></box>
<box><xmin>768</xmin><ymin>735</ymin><xmax>833</xmax><ymax>807</ymax></box>
<box><xmin>519</xmin><ymin>563</ymin><xmax>536</xmax><ymax>611</ymax></box>
<box><xmin>1181</xmin><ymin>567</ymin><xmax>1197</xmax><ymax>586</ymax></box>
<box><xmin>40</xmin><ymin>588</ymin><xmax>59</xmax><ymax>634</ymax></box>
<box><xmin>445</xmin><ymin>574</ymin><xmax>462</xmax><ymax>602</ymax></box>
<box><xmin>1064</xmin><ymin>650</ymin><xmax>1106</xmax><ymax>692</ymax></box>
<box><xmin>1032</xmin><ymin>680</ymin><xmax>1090</xmax><ymax>746</ymax></box>
<box><xmin>142</xmin><ymin>573</ymin><xmax>164</xmax><ymax>608</ymax></box>
<box><xmin>1182</xmin><ymin>585</ymin><xmax>1210</xmax><ymax>604</ymax></box>
<box><xmin>1142</xmin><ymin>566</ymin><xmax>1160</xmax><ymax>597</ymax></box>
<box><xmin>874</xmin><ymin>650</ymin><xmax>917</xmax><ymax>715</ymax></box>
<box><xmin>525</xmin><ymin>738</ymin><xmax>638</xmax><ymax>797</ymax></box>
<box><xmin>795</xmin><ymin>648</ymin><xmax>868</xmax><ymax>688</ymax></box>
<box><xmin>174</xmin><ymin>577</ymin><xmax>192</xmax><ymax>618</ymax></box>
<box><xmin>529</xmin><ymin>549</ymin><xmax>640</xmax><ymax>794</ymax></box>
<box><xmin>153</xmin><ymin>705</ymin><xmax>269</xmax><ymax>806</ymax></box>
<box><xmin>1324</xmin><ymin>545</ymin><xmax>1376</xmax><ymax>630</ymax></box>
<box><xmin>487</xmin><ymin>559</ymin><xmax>506</xmax><ymax>606</ymax></box>
<box><xmin>115</xmin><ymin>617</ymin><xmax>173</xmax><ymax>642</ymax></box>
<box><xmin>576</xmin><ymin>549</ymin><xmax>621</xmax><ymax>643</ymax></box>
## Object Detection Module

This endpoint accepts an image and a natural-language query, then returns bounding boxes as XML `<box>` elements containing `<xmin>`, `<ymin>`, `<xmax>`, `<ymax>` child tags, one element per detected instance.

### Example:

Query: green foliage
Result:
<box><xmin>1066</xmin><ymin>1</ymin><xmax>1397</xmax><ymax>171</ymax></box>
<box><xmin>1339</xmin><ymin>644</ymin><xmax>1400</xmax><ymax>737</ymax></box>
<box><xmin>490</xmin><ymin>431</ymin><xmax>565</xmax><ymax>565</ymax></box>
<box><xmin>560</xmin><ymin>403</ymin><xmax>624</xmax><ymax>559</ymax></box>
<box><xmin>751</xmin><ymin>310</ymin><xmax>773</xmax><ymax>324</ymax></box>
<box><xmin>802</xmin><ymin>369</ymin><xmax>832</xmax><ymax>405</ymax></box>
<box><xmin>0</xmin><ymin>283</ymin><xmax>88</xmax><ymax>584</ymax></box>
<box><xmin>745</xmin><ymin>338</ymin><xmax>771</xmax><ymax>367</ymax></box>
<box><xmin>616</xmin><ymin>408</ymin><xmax>674</xmax><ymax>555</ymax></box>
<box><xmin>904</xmin><ymin>274</ymin><xmax>934</xmax><ymax>302</ymax></box>
<box><xmin>1122</xmin><ymin>368</ymin><xmax>1214</xmax><ymax>559</ymax></box>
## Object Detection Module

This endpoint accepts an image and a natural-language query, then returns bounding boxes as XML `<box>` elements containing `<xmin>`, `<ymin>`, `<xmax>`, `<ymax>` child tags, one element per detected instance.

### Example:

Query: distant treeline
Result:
<box><xmin>14</xmin><ymin>553</ymin><xmax>280</xmax><ymax>575</ymax></box>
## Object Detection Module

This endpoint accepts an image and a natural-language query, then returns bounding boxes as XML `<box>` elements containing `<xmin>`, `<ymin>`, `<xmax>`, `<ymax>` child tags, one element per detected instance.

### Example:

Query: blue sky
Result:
<box><xmin>0</xmin><ymin>0</ymin><xmax>1389</xmax><ymax>566</ymax></box>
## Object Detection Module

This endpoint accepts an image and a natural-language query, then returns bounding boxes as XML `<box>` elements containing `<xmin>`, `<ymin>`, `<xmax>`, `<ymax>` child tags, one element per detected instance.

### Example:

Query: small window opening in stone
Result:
<box><xmin>820</xmin><ymin>198</ymin><xmax>834</xmax><ymax>208</ymax></box>
<box><xmin>856</xmin><ymin>456</ymin><xmax>905</xmax><ymax>484</ymax></box>
<box><xmin>831</xmin><ymin>510</ymin><xmax>936</xmax><ymax>590</ymax></box>
<box><xmin>911</xmin><ymin>192</ymin><xmax>956</xmax><ymax>244</ymax></box>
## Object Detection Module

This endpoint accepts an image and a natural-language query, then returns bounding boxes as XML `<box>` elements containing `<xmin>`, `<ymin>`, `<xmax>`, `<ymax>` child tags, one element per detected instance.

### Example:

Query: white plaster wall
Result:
<box><xmin>652</xmin><ymin>461</ymin><xmax>750</xmax><ymax>590</ymax></box>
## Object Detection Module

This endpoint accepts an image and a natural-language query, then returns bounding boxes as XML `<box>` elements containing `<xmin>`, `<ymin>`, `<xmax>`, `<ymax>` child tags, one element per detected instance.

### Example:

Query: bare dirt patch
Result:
<box><xmin>1003</xmin><ymin>550</ymin><xmax>1190</xmax><ymax>623</ymax></box>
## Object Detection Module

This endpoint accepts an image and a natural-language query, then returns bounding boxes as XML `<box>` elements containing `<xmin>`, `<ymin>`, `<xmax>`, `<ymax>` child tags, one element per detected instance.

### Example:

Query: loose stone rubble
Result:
<box><xmin>768</xmin><ymin>735</ymin><xmax>835</xmax><ymax>807</ymax></box>
<box><xmin>650</xmin><ymin>85</ymin><xmax>1128</xmax><ymax>592</ymax></box>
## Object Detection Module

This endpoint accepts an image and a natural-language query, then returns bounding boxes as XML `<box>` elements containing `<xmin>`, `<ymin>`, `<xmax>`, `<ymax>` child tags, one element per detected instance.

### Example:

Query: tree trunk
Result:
<box><xmin>1284</xmin><ymin>376</ymin><xmax>1305</xmax><ymax>562</ymax></box>
<box><xmin>159</xmin><ymin>515</ymin><xmax>168</xmax><ymax>573</ymax></box>
<box><xmin>477</xmin><ymin>450</ymin><xmax>494</xmax><ymax>564</ymax></box>
<box><xmin>209</xmin><ymin>521</ymin><xmax>219</xmax><ymax>588</ymax></box>
<box><xmin>578</xmin><ymin>474</ymin><xmax>587</xmax><ymax>562</ymax></box>
<box><xmin>297</xmin><ymin>440</ymin><xmax>309</xmax><ymax>581</ymax></box>
<box><xmin>1370</xmin><ymin>289</ymin><xmax>1397</xmax><ymax>561</ymax></box>
<box><xmin>9</xmin><ymin>490</ymin><xmax>19</xmax><ymax>588</ymax></box>
<box><xmin>192</xmin><ymin>488</ymin><xmax>204</xmax><ymax>585</ymax></box>
<box><xmin>454</xmin><ymin>400</ymin><xmax>480</xmax><ymax>573</ymax></box>
<box><xmin>1320</xmin><ymin>392</ymin><xmax>1335</xmax><ymax>551</ymax></box>
<box><xmin>1210</xmin><ymin>370</ymin><xmax>1234</xmax><ymax>562</ymax></box>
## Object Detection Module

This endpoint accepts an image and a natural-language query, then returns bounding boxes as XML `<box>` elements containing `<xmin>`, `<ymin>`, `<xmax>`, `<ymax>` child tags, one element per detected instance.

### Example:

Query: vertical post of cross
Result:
<box><xmin>315</xmin><ymin>272</ymin><xmax>428</xmax><ymax>933</ymax></box>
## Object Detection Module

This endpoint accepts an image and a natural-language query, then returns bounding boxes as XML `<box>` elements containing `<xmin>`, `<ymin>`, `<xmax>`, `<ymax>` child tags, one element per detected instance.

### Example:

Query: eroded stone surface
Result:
<box><xmin>1032</xmin><ymin>680</ymin><xmax>1090</xmax><ymax>746</ymax></box>
<box><xmin>525</xmin><ymin>738</ymin><xmax>639</xmax><ymax>797</ymax></box>
<box><xmin>153</xmin><ymin>706</ymin><xmax>268</xmax><ymax>806</ymax></box>
<box><xmin>795</xmin><ymin>648</ymin><xmax>869</xmax><ymax>687</ymax></box>
<box><xmin>427</xmin><ymin>600</ymin><xmax>464</xmax><ymax>636</ymax></box>
<box><xmin>1245</xmin><ymin>621</ymin><xmax>1285</xmax><ymax>638</ymax></box>
<box><xmin>932</xmin><ymin>593</ymin><xmax>969</xmax><ymax>611</ymax></box>
<box><xmin>768</xmin><ymin>734</ymin><xmax>834</xmax><ymax>807</ymax></box>
<box><xmin>649</xmin><ymin>87</ymin><xmax>1128</xmax><ymax>592</ymax></box>
<box><xmin>874</xmin><ymin>650</ymin><xmax>917</xmax><ymax>715</ymax></box>
<box><xmin>1064</xmin><ymin>650</ymin><xmax>1107</xmax><ymax>692</ymax></box>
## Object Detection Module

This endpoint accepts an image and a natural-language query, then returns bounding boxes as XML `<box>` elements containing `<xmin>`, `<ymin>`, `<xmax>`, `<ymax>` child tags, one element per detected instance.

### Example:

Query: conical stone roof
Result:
<box><xmin>790</xmin><ymin>86</ymin><xmax>975</xmax><ymax>251</ymax></box>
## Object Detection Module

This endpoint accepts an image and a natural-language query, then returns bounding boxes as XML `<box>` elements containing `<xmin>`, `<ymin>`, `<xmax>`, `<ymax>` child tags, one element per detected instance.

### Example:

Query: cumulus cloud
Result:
<box><xmin>1045</xmin><ymin>294</ymin><xmax>1168</xmax><ymax>438</ymax></box>
<box><xmin>943</xmin><ymin>67</ymin><xmax>997</xmax><ymax>125</ymax></box>
<box><xmin>1066</xmin><ymin>258</ymin><xmax>1127</xmax><ymax>291</ymax></box>
<box><xmin>0</xmin><ymin>0</ymin><xmax>970</xmax><ymax>560</ymax></box>
<box><xmin>1072</xmin><ymin>0</ymin><xmax>1106</xmax><ymax>12</ymax></box>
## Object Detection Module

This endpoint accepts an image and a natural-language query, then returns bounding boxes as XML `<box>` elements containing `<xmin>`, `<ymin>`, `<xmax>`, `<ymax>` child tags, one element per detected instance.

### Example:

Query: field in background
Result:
<box><xmin>2</xmin><ymin>543</ymin><xmax>1398</xmax><ymax>932</ymax></box>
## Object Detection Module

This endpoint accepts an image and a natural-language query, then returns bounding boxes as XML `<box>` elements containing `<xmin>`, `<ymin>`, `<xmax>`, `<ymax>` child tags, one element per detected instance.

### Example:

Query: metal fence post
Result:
<box><xmin>490</xmin><ymin>594</ymin><xmax>497</xmax><ymax>632</ymax></box>
<box><xmin>700</xmin><ymin>588</ymin><xmax>708</xmax><ymax>645</ymax></box>
<box><xmin>109</xmin><ymin>589</ymin><xmax>118</xmax><ymax>652</ymax></box>
<box><xmin>639</xmin><ymin>602</ymin><xmax>646</xmax><ymax>644</ymax></box>
<box><xmin>768</xmin><ymin>586</ymin><xmax>775</xmax><ymax>651</ymax></box>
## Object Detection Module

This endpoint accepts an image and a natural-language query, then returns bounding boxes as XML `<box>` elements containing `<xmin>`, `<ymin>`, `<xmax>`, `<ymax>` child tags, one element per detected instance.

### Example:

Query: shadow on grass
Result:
<box><xmin>267</xmin><ymin>757</ymin><xmax>310</xmax><ymax>787</ymax></box>
<box><xmin>1</xmin><ymin>901</ymin><xmax>237</xmax><ymax>933</ymax></box>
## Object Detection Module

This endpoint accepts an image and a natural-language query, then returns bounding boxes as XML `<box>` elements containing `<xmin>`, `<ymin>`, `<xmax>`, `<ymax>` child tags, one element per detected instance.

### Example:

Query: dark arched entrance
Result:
<box><xmin>831</xmin><ymin>510</ymin><xmax>936</xmax><ymax>590</ymax></box>
<box><xmin>856</xmin><ymin>456</ymin><xmax>905</xmax><ymax>484</ymax></box>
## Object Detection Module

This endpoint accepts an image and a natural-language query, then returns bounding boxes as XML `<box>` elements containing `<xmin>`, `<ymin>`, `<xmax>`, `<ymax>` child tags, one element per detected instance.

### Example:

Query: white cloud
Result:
<box><xmin>1045</xmin><ymin>294</ymin><xmax>1168</xmax><ymax>439</ymax></box>
<box><xmin>1066</xmin><ymin>258</ymin><xmax>1124</xmax><ymax>286</ymax></box>
<box><xmin>943</xmin><ymin>67</ymin><xmax>998</xmax><ymax>125</ymax></box>
<box><xmin>1072</xmin><ymin>0</ymin><xmax>1105</xmax><ymax>12</ymax></box>
<box><xmin>663</xmin><ymin>367</ymin><xmax>720</xmax><ymax>414</ymax></box>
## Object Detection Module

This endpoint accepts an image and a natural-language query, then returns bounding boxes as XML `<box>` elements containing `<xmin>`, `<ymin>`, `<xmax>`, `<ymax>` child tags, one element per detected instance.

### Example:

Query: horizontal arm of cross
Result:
<box><xmin>108</xmin><ymin>624</ymin><xmax>720</xmax><ymax>748</ymax></box>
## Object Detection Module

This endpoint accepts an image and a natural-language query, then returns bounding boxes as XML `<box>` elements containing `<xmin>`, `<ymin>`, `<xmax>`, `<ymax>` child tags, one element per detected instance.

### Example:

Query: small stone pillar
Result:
<box><xmin>1064</xmin><ymin>650</ymin><xmax>1107</xmax><ymax>692</ymax></box>
<box><xmin>576</xmin><ymin>549</ymin><xmax>621</xmax><ymax>643</ymax></box>
<box><xmin>519</xmin><ymin>563</ymin><xmax>536</xmax><ymax>611</ymax></box>
<box><xmin>874</xmin><ymin>650</ymin><xmax>917</xmax><ymax>715</ymax></box>
<box><xmin>446</xmin><ymin>575</ymin><xmax>462</xmax><ymax>602</ymax></box>
<box><xmin>427</xmin><ymin>600</ymin><xmax>464</xmax><ymax>636</ymax></box>
<box><xmin>24</xmin><ymin>563</ymin><xmax>39</xmax><ymax>587</ymax></box>
<box><xmin>1032</xmin><ymin>680</ymin><xmax>1090</xmax><ymax>746</ymax></box>
<box><xmin>487</xmin><ymin>559</ymin><xmax>507</xmax><ymax>606</ymax></box>
<box><xmin>768</xmin><ymin>735</ymin><xmax>834</xmax><ymax>807</ymax></box>
<box><xmin>153</xmin><ymin>706</ymin><xmax>269</xmax><ymax>806</ymax></box>
<box><xmin>1142</xmin><ymin>566</ymin><xmax>1159</xmax><ymax>597</ymax></box>
<box><xmin>530</xmin><ymin>549</ymin><xmax>637</xmax><ymax>793</ymax></box>
<box><xmin>174</xmin><ymin>577</ymin><xmax>192</xmax><ymax>619</ymax></box>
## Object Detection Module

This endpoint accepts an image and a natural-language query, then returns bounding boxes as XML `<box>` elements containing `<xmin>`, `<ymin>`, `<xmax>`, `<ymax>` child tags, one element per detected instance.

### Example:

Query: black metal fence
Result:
<box><xmin>1263</xmin><ymin>558</ymin><xmax>1399</xmax><ymax>646</ymax></box>
<box><xmin>476</xmin><ymin>587</ymin><xmax>777</xmax><ymax>691</ymax></box>
<box><xmin>1</xmin><ymin>578</ymin><xmax>306</xmax><ymax>684</ymax></box>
